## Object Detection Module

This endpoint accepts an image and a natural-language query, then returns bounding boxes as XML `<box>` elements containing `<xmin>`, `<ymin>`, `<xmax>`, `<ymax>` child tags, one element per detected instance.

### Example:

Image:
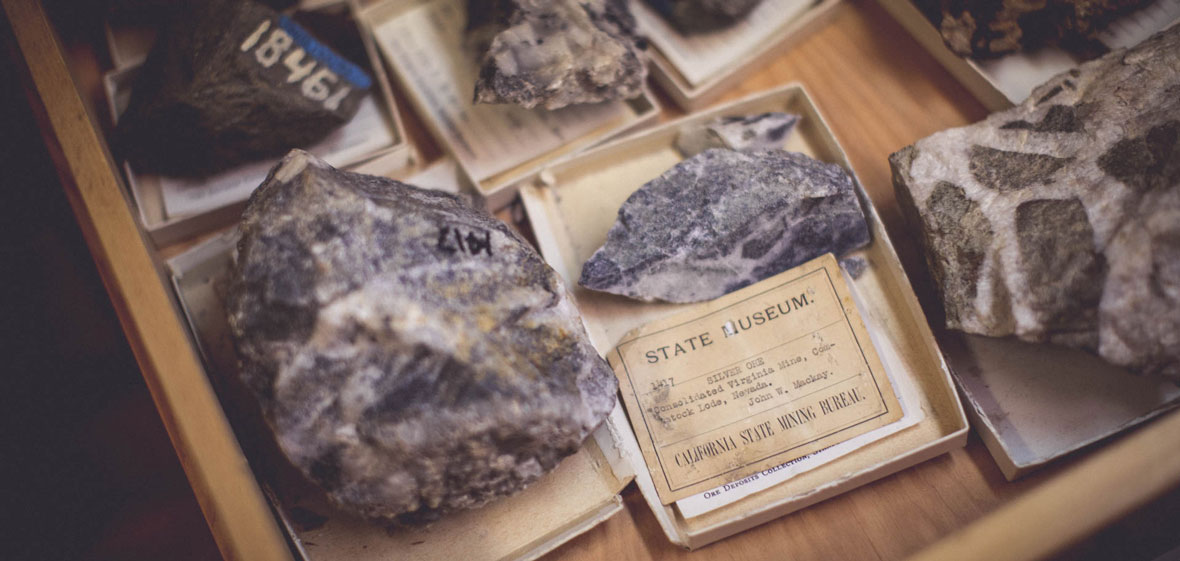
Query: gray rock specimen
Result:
<box><xmin>225</xmin><ymin>150</ymin><xmax>618</xmax><ymax>521</ymax></box>
<box><xmin>645</xmin><ymin>0</ymin><xmax>765</xmax><ymax>33</ymax></box>
<box><xmin>117</xmin><ymin>0</ymin><xmax>371</xmax><ymax>176</ymax></box>
<box><xmin>890</xmin><ymin>26</ymin><xmax>1180</xmax><ymax>379</ymax></box>
<box><xmin>675</xmin><ymin>112</ymin><xmax>799</xmax><ymax>157</ymax></box>
<box><xmin>581</xmin><ymin>148</ymin><xmax>870</xmax><ymax>303</ymax></box>
<box><xmin>469</xmin><ymin>0</ymin><xmax>647</xmax><ymax>110</ymax></box>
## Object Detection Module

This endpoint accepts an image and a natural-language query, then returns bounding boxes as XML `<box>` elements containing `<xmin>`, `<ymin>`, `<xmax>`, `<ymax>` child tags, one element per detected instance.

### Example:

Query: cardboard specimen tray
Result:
<box><xmin>876</xmin><ymin>0</ymin><xmax>1180</xmax><ymax>111</ymax></box>
<box><xmin>361</xmin><ymin>0</ymin><xmax>660</xmax><ymax>210</ymax></box>
<box><xmin>101</xmin><ymin>0</ymin><xmax>415</xmax><ymax>246</ymax></box>
<box><xmin>940</xmin><ymin>333</ymin><xmax>1180</xmax><ymax>481</ymax></box>
<box><xmin>519</xmin><ymin>84</ymin><xmax>968</xmax><ymax>548</ymax></box>
<box><xmin>167</xmin><ymin>230</ymin><xmax>637</xmax><ymax>561</ymax></box>
<box><xmin>633</xmin><ymin>0</ymin><xmax>843</xmax><ymax>111</ymax></box>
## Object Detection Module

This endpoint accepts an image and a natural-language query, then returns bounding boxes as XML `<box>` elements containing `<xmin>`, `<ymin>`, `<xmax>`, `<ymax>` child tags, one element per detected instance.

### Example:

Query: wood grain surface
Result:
<box><xmin>12</xmin><ymin>0</ymin><xmax>1180</xmax><ymax>559</ymax></box>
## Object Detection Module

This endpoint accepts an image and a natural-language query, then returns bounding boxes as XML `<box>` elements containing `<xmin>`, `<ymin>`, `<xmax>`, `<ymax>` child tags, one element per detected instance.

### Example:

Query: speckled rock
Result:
<box><xmin>469</xmin><ymin>0</ymin><xmax>647</xmax><ymax>110</ymax></box>
<box><xmin>225</xmin><ymin>150</ymin><xmax>618</xmax><ymax>521</ymax></box>
<box><xmin>912</xmin><ymin>0</ymin><xmax>1149</xmax><ymax>58</ymax></box>
<box><xmin>644</xmin><ymin>0</ymin><xmax>764</xmax><ymax>33</ymax></box>
<box><xmin>890</xmin><ymin>26</ymin><xmax>1180</xmax><ymax>378</ymax></box>
<box><xmin>675</xmin><ymin>112</ymin><xmax>799</xmax><ymax>157</ymax></box>
<box><xmin>116</xmin><ymin>0</ymin><xmax>371</xmax><ymax>176</ymax></box>
<box><xmin>581</xmin><ymin>148</ymin><xmax>870</xmax><ymax>303</ymax></box>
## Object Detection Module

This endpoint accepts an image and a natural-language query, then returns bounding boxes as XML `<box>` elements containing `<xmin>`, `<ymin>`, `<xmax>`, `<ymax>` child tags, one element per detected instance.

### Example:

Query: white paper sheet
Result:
<box><xmin>675</xmin><ymin>265</ymin><xmax>925</xmax><ymax>519</ymax></box>
<box><xmin>370</xmin><ymin>0</ymin><xmax>628</xmax><ymax>181</ymax></box>
<box><xmin>633</xmin><ymin>0</ymin><xmax>811</xmax><ymax>87</ymax></box>
<box><xmin>157</xmin><ymin>95</ymin><xmax>395</xmax><ymax>218</ymax></box>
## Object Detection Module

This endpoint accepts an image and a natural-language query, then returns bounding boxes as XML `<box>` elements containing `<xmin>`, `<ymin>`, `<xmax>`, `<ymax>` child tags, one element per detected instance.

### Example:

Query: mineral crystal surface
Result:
<box><xmin>912</xmin><ymin>0</ymin><xmax>1150</xmax><ymax>58</ymax></box>
<box><xmin>675</xmin><ymin>112</ymin><xmax>799</xmax><ymax>157</ymax></box>
<box><xmin>890</xmin><ymin>26</ymin><xmax>1180</xmax><ymax>378</ymax></box>
<box><xmin>225</xmin><ymin>150</ymin><xmax>618</xmax><ymax>521</ymax></box>
<box><xmin>117</xmin><ymin>0</ymin><xmax>371</xmax><ymax>176</ymax></box>
<box><xmin>645</xmin><ymin>0</ymin><xmax>764</xmax><ymax>33</ymax></box>
<box><xmin>469</xmin><ymin>0</ymin><xmax>647</xmax><ymax>110</ymax></box>
<box><xmin>581</xmin><ymin>149</ymin><xmax>870</xmax><ymax>303</ymax></box>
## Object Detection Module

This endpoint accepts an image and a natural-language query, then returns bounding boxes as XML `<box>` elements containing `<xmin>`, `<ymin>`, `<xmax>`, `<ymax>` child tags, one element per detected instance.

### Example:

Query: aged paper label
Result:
<box><xmin>609</xmin><ymin>254</ymin><xmax>902</xmax><ymax>504</ymax></box>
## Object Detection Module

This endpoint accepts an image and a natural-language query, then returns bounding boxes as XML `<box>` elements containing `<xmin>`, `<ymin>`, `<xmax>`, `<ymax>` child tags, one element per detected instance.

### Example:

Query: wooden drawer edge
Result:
<box><xmin>3</xmin><ymin>1</ymin><xmax>292</xmax><ymax>559</ymax></box>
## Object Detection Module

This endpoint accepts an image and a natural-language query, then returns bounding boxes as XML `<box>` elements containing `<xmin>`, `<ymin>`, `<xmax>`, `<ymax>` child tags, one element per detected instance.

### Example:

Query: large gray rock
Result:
<box><xmin>225</xmin><ymin>150</ymin><xmax>618</xmax><ymax>521</ymax></box>
<box><xmin>890</xmin><ymin>26</ymin><xmax>1180</xmax><ymax>379</ymax></box>
<box><xmin>581</xmin><ymin>148</ymin><xmax>870</xmax><ymax>303</ymax></box>
<box><xmin>469</xmin><ymin>0</ymin><xmax>647</xmax><ymax>110</ymax></box>
<box><xmin>644</xmin><ymin>0</ymin><xmax>764</xmax><ymax>33</ymax></box>
<box><xmin>117</xmin><ymin>0</ymin><xmax>370</xmax><ymax>176</ymax></box>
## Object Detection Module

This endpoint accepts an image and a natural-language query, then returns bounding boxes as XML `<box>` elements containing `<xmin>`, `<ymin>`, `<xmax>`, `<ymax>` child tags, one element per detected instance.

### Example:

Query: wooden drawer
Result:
<box><xmin>7</xmin><ymin>0</ymin><xmax>1180</xmax><ymax>559</ymax></box>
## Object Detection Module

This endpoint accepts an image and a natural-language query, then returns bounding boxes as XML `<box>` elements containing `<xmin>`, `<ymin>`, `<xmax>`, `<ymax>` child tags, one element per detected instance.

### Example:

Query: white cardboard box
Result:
<box><xmin>103</xmin><ymin>0</ymin><xmax>415</xmax><ymax>247</ymax></box>
<box><xmin>520</xmin><ymin>84</ymin><xmax>968</xmax><ymax>548</ymax></box>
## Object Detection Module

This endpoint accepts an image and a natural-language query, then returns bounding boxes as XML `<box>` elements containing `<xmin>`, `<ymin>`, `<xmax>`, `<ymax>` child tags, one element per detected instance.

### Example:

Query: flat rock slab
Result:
<box><xmin>891</xmin><ymin>26</ymin><xmax>1180</xmax><ymax>379</ymax></box>
<box><xmin>470</xmin><ymin>0</ymin><xmax>647</xmax><ymax>110</ymax></box>
<box><xmin>581</xmin><ymin>148</ymin><xmax>870</xmax><ymax>303</ymax></box>
<box><xmin>117</xmin><ymin>0</ymin><xmax>371</xmax><ymax>176</ymax></box>
<box><xmin>225</xmin><ymin>150</ymin><xmax>617</xmax><ymax>521</ymax></box>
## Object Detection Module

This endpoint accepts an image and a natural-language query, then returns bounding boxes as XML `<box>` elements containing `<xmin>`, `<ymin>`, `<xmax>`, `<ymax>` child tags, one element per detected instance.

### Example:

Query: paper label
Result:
<box><xmin>609</xmin><ymin>254</ymin><xmax>902</xmax><ymax>504</ymax></box>
<box><xmin>369</xmin><ymin>0</ymin><xmax>628</xmax><ymax>182</ymax></box>
<box><xmin>633</xmin><ymin>0</ymin><xmax>811</xmax><ymax>87</ymax></box>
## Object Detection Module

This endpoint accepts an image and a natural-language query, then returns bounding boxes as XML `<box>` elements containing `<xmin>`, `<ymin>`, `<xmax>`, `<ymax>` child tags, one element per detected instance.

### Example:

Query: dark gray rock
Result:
<box><xmin>225</xmin><ymin>150</ymin><xmax>618</xmax><ymax>521</ymax></box>
<box><xmin>911</xmin><ymin>0</ymin><xmax>1150</xmax><ymax>58</ymax></box>
<box><xmin>469</xmin><ymin>0</ymin><xmax>647</xmax><ymax>110</ymax></box>
<box><xmin>890</xmin><ymin>26</ymin><xmax>1180</xmax><ymax>378</ymax></box>
<box><xmin>675</xmin><ymin>112</ymin><xmax>799</xmax><ymax>157</ymax></box>
<box><xmin>644</xmin><ymin>0</ymin><xmax>764</xmax><ymax>33</ymax></box>
<box><xmin>580</xmin><ymin>148</ymin><xmax>870</xmax><ymax>303</ymax></box>
<box><xmin>116</xmin><ymin>0</ymin><xmax>371</xmax><ymax>176</ymax></box>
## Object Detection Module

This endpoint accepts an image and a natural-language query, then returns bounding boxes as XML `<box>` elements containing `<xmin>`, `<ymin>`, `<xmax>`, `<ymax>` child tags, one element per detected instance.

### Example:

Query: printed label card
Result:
<box><xmin>609</xmin><ymin>253</ymin><xmax>903</xmax><ymax>504</ymax></box>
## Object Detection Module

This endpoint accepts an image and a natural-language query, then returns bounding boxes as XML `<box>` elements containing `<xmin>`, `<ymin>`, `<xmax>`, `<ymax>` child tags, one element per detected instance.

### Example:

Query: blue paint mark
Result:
<box><xmin>278</xmin><ymin>15</ymin><xmax>371</xmax><ymax>89</ymax></box>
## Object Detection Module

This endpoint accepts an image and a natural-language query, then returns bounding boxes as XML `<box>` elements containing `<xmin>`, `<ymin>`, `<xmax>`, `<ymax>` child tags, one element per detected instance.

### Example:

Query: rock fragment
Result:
<box><xmin>116</xmin><ymin>0</ymin><xmax>371</xmax><ymax>176</ymax></box>
<box><xmin>225</xmin><ymin>150</ymin><xmax>618</xmax><ymax>521</ymax></box>
<box><xmin>644</xmin><ymin>0</ymin><xmax>764</xmax><ymax>33</ymax></box>
<box><xmin>675</xmin><ymin>112</ymin><xmax>799</xmax><ymax>157</ymax></box>
<box><xmin>581</xmin><ymin>149</ymin><xmax>870</xmax><ymax>303</ymax></box>
<box><xmin>890</xmin><ymin>26</ymin><xmax>1180</xmax><ymax>378</ymax></box>
<box><xmin>469</xmin><ymin>0</ymin><xmax>647</xmax><ymax>110</ymax></box>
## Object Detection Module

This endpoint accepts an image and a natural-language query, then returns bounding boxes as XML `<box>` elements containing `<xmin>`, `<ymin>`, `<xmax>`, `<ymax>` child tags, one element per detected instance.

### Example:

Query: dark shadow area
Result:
<box><xmin>0</xmin><ymin>9</ymin><xmax>220</xmax><ymax>561</ymax></box>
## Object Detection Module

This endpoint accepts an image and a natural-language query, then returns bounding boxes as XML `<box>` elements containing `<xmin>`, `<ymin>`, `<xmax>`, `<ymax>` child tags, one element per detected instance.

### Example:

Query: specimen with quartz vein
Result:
<box><xmin>225</xmin><ymin>150</ymin><xmax>618</xmax><ymax>521</ymax></box>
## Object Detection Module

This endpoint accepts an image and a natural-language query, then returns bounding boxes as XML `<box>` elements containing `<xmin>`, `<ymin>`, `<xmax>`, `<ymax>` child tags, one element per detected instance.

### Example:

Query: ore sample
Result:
<box><xmin>890</xmin><ymin>26</ymin><xmax>1180</xmax><ymax>379</ymax></box>
<box><xmin>912</xmin><ymin>0</ymin><xmax>1150</xmax><ymax>58</ymax></box>
<box><xmin>644</xmin><ymin>0</ymin><xmax>764</xmax><ymax>33</ymax></box>
<box><xmin>675</xmin><ymin>112</ymin><xmax>799</xmax><ymax>157</ymax></box>
<box><xmin>116</xmin><ymin>0</ymin><xmax>371</xmax><ymax>176</ymax></box>
<box><xmin>469</xmin><ymin>0</ymin><xmax>647</xmax><ymax>110</ymax></box>
<box><xmin>581</xmin><ymin>149</ymin><xmax>870</xmax><ymax>303</ymax></box>
<box><xmin>225</xmin><ymin>150</ymin><xmax>618</xmax><ymax>521</ymax></box>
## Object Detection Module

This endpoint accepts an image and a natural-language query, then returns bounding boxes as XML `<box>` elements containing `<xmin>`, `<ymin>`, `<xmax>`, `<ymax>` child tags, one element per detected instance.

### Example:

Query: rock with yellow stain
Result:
<box><xmin>225</xmin><ymin>150</ymin><xmax>617</xmax><ymax>522</ymax></box>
